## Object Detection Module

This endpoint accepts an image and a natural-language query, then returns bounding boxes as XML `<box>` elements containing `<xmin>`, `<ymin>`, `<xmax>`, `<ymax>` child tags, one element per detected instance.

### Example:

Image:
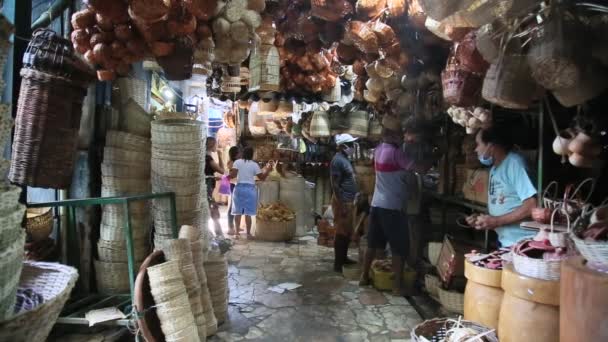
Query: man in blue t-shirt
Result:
<box><xmin>466</xmin><ymin>127</ymin><xmax>538</xmax><ymax>247</ymax></box>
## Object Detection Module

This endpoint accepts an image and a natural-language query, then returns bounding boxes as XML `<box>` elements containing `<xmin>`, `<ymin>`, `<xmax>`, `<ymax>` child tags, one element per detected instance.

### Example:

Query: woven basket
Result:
<box><xmin>103</xmin><ymin>147</ymin><xmax>151</xmax><ymax>166</ymax></box>
<box><xmin>9</xmin><ymin>68</ymin><xmax>89</xmax><ymax>188</ymax></box>
<box><xmin>151</xmin><ymin>159</ymin><xmax>202</xmax><ymax>178</ymax></box>
<box><xmin>151</xmin><ymin>118</ymin><xmax>203</xmax><ymax>134</ymax></box>
<box><xmin>25</xmin><ymin>207</ymin><xmax>53</xmax><ymax>242</ymax></box>
<box><xmin>120</xmin><ymin>99</ymin><xmax>152</xmax><ymax>138</ymax></box>
<box><xmin>411</xmin><ymin>318</ymin><xmax>498</xmax><ymax>342</ymax></box>
<box><xmin>551</xmin><ymin>61</ymin><xmax>608</xmax><ymax>108</ymax></box>
<box><xmin>0</xmin><ymin>185</ymin><xmax>21</xmax><ymax>213</ymax></box>
<box><xmin>476</xmin><ymin>23</ymin><xmax>501</xmax><ymax>63</ymax></box>
<box><xmin>427</xmin><ymin>242</ymin><xmax>443</xmax><ymax>266</ymax></box>
<box><xmin>512</xmin><ymin>241</ymin><xmax>565</xmax><ymax>281</ymax></box>
<box><xmin>310</xmin><ymin>111</ymin><xmax>331</xmax><ymax>138</ymax></box>
<box><xmin>95</xmin><ymin>260</ymin><xmax>139</xmax><ymax>294</ymax></box>
<box><xmin>456</xmin><ymin>31</ymin><xmax>490</xmax><ymax>74</ymax></box>
<box><xmin>97</xmin><ymin>238</ymin><xmax>149</xmax><ymax>263</ymax></box>
<box><xmin>116</xmin><ymin>78</ymin><xmax>147</xmax><ymax>109</ymax></box>
<box><xmin>100</xmin><ymin>223</ymin><xmax>150</xmax><ymax>241</ymax></box>
<box><xmin>418</xmin><ymin>0</ymin><xmax>477</xmax><ymax>21</ymax></box>
<box><xmin>0</xmin><ymin>233</ymin><xmax>25</xmax><ymax>320</ymax></box>
<box><xmin>152</xmin><ymin>174</ymin><xmax>202</xmax><ymax>196</ymax></box>
<box><xmin>571</xmin><ymin>233</ymin><xmax>608</xmax><ymax>267</ymax></box>
<box><xmin>101</xmin><ymin>176</ymin><xmax>151</xmax><ymax>192</ymax></box>
<box><xmin>106</xmin><ymin>131</ymin><xmax>150</xmax><ymax>152</ymax></box>
<box><xmin>346</xmin><ymin>110</ymin><xmax>369</xmax><ymax>137</ymax></box>
<box><xmin>248</xmin><ymin>44</ymin><xmax>281</xmax><ymax>92</ymax></box>
<box><xmin>482</xmin><ymin>53</ymin><xmax>538</xmax><ymax>110</ymax></box>
<box><xmin>254</xmin><ymin>219</ymin><xmax>296</xmax><ymax>242</ymax></box>
<box><xmin>101</xmin><ymin>162</ymin><xmax>150</xmax><ymax>178</ymax></box>
<box><xmin>425</xmin><ymin>274</ymin><xmax>441</xmax><ymax>298</ymax></box>
<box><xmin>437</xmin><ymin>287</ymin><xmax>464</xmax><ymax>313</ymax></box>
<box><xmin>527</xmin><ymin>8</ymin><xmax>585</xmax><ymax>90</ymax></box>
<box><xmin>0</xmin><ymin>262</ymin><xmax>78</xmax><ymax>341</ymax></box>
<box><xmin>102</xmin><ymin>202</ymin><xmax>149</xmax><ymax>216</ymax></box>
<box><xmin>441</xmin><ymin>64</ymin><xmax>483</xmax><ymax>107</ymax></box>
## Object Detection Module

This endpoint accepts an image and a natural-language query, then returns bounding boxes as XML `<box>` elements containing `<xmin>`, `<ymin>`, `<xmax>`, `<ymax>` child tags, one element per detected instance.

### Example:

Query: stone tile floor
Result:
<box><xmin>208</xmin><ymin>237</ymin><xmax>422</xmax><ymax>342</ymax></box>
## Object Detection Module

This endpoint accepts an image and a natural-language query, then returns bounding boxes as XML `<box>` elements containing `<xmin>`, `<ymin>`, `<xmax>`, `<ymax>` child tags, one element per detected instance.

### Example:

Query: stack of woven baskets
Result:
<box><xmin>204</xmin><ymin>246</ymin><xmax>229</xmax><ymax>324</ymax></box>
<box><xmin>147</xmin><ymin>260</ymin><xmax>199</xmax><ymax>341</ymax></box>
<box><xmin>190</xmin><ymin>239</ymin><xmax>217</xmax><ymax>336</ymax></box>
<box><xmin>96</xmin><ymin>130</ymin><xmax>151</xmax><ymax>294</ymax></box>
<box><xmin>0</xmin><ymin>184</ymin><xmax>26</xmax><ymax>320</ymax></box>
<box><xmin>151</xmin><ymin>119</ymin><xmax>209</xmax><ymax>247</ymax></box>
<box><xmin>161</xmin><ymin>239</ymin><xmax>207</xmax><ymax>341</ymax></box>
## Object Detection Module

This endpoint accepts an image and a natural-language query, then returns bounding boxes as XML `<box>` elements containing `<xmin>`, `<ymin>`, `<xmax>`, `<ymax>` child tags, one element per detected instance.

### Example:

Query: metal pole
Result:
<box><xmin>123</xmin><ymin>201</ymin><xmax>136</xmax><ymax>301</ymax></box>
<box><xmin>169</xmin><ymin>193</ymin><xmax>178</xmax><ymax>238</ymax></box>
<box><xmin>537</xmin><ymin>102</ymin><xmax>544</xmax><ymax>202</ymax></box>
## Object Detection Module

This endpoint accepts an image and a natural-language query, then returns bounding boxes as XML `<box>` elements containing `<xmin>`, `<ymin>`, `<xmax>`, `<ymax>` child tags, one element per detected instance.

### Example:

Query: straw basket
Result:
<box><xmin>346</xmin><ymin>110</ymin><xmax>369</xmax><ymax>137</ymax></box>
<box><xmin>221</xmin><ymin>76</ymin><xmax>241</xmax><ymax>93</ymax></box>
<box><xmin>441</xmin><ymin>64</ymin><xmax>483</xmax><ymax>107</ymax></box>
<box><xmin>0</xmin><ymin>185</ymin><xmax>21</xmax><ymax>213</ymax></box>
<box><xmin>418</xmin><ymin>0</ymin><xmax>477</xmax><ymax>21</ymax></box>
<box><xmin>425</xmin><ymin>274</ymin><xmax>441</xmax><ymax>298</ymax></box>
<box><xmin>116</xmin><ymin>78</ymin><xmax>147</xmax><ymax>109</ymax></box>
<box><xmin>411</xmin><ymin>318</ymin><xmax>498</xmax><ymax>342</ymax></box>
<box><xmin>0</xmin><ymin>234</ymin><xmax>25</xmax><ymax>320</ymax></box>
<box><xmin>101</xmin><ymin>176</ymin><xmax>151</xmax><ymax>193</ymax></box>
<box><xmin>551</xmin><ymin>61</ymin><xmax>608</xmax><ymax>108</ymax></box>
<box><xmin>101</xmin><ymin>162</ymin><xmax>150</xmax><ymax>178</ymax></box>
<box><xmin>152</xmin><ymin>174</ymin><xmax>202</xmax><ymax>196</ymax></box>
<box><xmin>103</xmin><ymin>147</ymin><xmax>151</xmax><ymax>165</ymax></box>
<box><xmin>254</xmin><ymin>219</ymin><xmax>296</xmax><ymax>242</ymax></box>
<box><xmin>9</xmin><ymin>68</ymin><xmax>89</xmax><ymax>188</ymax></box>
<box><xmin>100</xmin><ymin>222</ymin><xmax>150</xmax><ymax>241</ymax></box>
<box><xmin>512</xmin><ymin>240</ymin><xmax>565</xmax><ymax>281</ymax></box>
<box><xmin>0</xmin><ymin>262</ymin><xmax>77</xmax><ymax>341</ymax></box>
<box><xmin>25</xmin><ymin>207</ymin><xmax>53</xmax><ymax>241</ymax></box>
<box><xmin>438</xmin><ymin>287</ymin><xmax>464</xmax><ymax>313</ymax></box>
<box><xmin>120</xmin><ymin>99</ymin><xmax>152</xmax><ymax>138</ymax></box>
<box><xmin>572</xmin><ymin>233</ymin><xmax>608</xmax><ymax>267</ymax></box>
<box><xmin>310</xmin><ymin>111</ymin><xmax>331</xmax><ymax>138</ymax></box>
<box><xmin>106</xmin><ymin>131</ymin><xmax>150</xmax><ymax>152</ymax></box>
<box><xmin>482</xmin><ymin>54</ymin><xmax>538</xmax><ymax>110</ymax></box>
<box><xmin>97</xmin><ymin>238</ymin><xmax>149</xmax><ymax>263</ymax></box>
<box><xmin>95</xmin><ymin>260</ymin><xmax>138</xmax><ymax>294</ymax></box>
<box><xmin>248</xmin><ymin>44</ymin><xmax>280</xmax><ymax>92</ymax></box>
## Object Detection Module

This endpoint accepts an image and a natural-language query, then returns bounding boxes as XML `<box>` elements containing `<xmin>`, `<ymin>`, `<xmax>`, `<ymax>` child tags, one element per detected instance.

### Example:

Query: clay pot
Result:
<box><xmin>552</xmin><ymin>129</ymin><xmax>575</xmax><ymax>156</ymax></box>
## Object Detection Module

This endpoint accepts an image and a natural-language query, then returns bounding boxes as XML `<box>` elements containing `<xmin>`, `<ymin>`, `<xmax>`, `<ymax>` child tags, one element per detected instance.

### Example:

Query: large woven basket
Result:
<box><xmin>254</xmin><ymin>219</ymin><xmax>296</xmax><ymax>242</ymax></box>
<box><xmin>97</xmin><ymin>238</ymin><xmax>149</xmax><ymax>263</ymax></box>
<box><xmin>310</xmin><ymin>111</ymin><xmax>331</xmax><ymax>138</ymax></box>
<box><xmin>482</xmin><ymin>54</ymin><xmax>538</xmax><ymax>110</ymax></box>
<box><xmin>0</xmin><ymin>262</ymin><xmax>78</xmax><ymax>341</ymax></box>
<box><xmin>411</xmin><ymin>318</ymin><xmax>498</xmax><ymax>342</ymax></box>
<box><xmin>103</xmin><ymin>147</ymin><xmax>151</xmax><ymax>166</ymax></box>
<box><xmin>101</xmin><ymin>162</ymin><xmax>150</xmax><ymax>178</ymax></box>
<box><xmin>9</xmin><ymin>68</ymin><xmax>89</xmax><ymax>188</ymax></box>
<box><xmin>248</xmin><ymin>44</ymin><xmax>280</xmax><ymax>92</ymax></box>
<box><xmin>441</xmin><ymin>66</ymin><xmax>483</xmax><ymax>107</ymax></box>
<box><xmin>115</xmin><ymin>78</ymin><xmax>147</xmax><ymax>109</ymax></box>
<box><xmin>106</xmin><ymin>130</ymin><xmax>150</xmax><ymax>152</ymax></box>
<box><xmin>418</xmin><ymin>0</ymin><xmax>477</xmax><ymax>21</ymax></box>
<box><xmin>346</xmin><ymin>110</ymin><xmax>369</xmax><ymax>137</ymax></box>
<box><xmin>120</xmin><ymin>99</ymin><xmax>152</xmax><ymax>138</ymax></box>
<box><xmin>95</xmin><ymin>259</ymin><xmax>139</xmax><ymax>294</ymax></box>
<box><xmin>437</xmin><ymin>287</ymin><xmax>464</xmax><ymax>314</ymax></box>
<box><xmin>0</xmin><ymin>184</ymin><xmax>21</xmax><ymax>213</ymax></box>
<box><xmin>571</xmin><ymin>233</ymin><xmax>608</xmax><ymax>267</ymax></box>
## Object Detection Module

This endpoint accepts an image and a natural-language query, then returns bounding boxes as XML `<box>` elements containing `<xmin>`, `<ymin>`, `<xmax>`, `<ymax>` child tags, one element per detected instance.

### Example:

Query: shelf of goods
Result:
<box><xmin>26</xmin><ymin>193</ymin><xmax>179</xmax><ymax>326</ymax></box>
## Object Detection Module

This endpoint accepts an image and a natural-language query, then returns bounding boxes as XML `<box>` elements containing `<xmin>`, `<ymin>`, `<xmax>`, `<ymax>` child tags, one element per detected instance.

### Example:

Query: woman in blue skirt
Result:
<box><xmin>229</xmin><ymin>147</ymin><xmax>273</xmax><ymax>239</ymax></box>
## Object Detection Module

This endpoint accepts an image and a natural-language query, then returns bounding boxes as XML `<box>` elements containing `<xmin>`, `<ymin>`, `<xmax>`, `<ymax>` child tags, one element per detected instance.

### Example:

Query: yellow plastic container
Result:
<box><xmin>371</xmin><ymin>267</ymin><xmax>416</xmax><ymax>293</ymax></box>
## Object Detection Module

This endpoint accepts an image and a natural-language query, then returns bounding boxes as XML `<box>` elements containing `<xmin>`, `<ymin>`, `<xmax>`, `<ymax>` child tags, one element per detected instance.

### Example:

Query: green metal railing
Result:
<box><xmin>28</xmin><ymin>192</ymin><xmax>179</xmax><ymax>325</ymax></box>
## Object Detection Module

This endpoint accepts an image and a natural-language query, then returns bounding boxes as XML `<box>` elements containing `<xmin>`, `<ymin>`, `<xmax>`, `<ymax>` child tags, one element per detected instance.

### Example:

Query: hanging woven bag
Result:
<box><xmin>418</xmin><ymin>0</ymin><xmax>477</xmax><ymax>21</ymax></box>
<box><xmin>441</xmin><ymin>54</ymin><xmax>483</xmax><ymax>107</ymax></box>
<box><xmin>527</xmin><ymin>6</ymin><xmax>588</xmax><ymax>90</ymax></box>
<box><xmin>346</xmin><ymin>110</ymin><xmax>369</xmax><ymax>138</ymax></box>
<box><xmin>309</xmin><ymin>111</ymin><xmax>331</xmax><ymax>138</ymax></box>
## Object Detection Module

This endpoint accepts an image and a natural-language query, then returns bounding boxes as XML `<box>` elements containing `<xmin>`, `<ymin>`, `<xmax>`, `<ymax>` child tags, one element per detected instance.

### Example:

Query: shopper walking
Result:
<box><xmin>330</xmin><ymin>134</ymin><xmax>359</xmax><ymax>273</ymax></box>
<box><xmin>360</xmin><ymin>115</ymin><xmax>428</xmax><ymax>296</ymax></box>
<box><xmin>226</xmin><ymin>146</ymin><xmax>241</xmax><ymax>235</ymax></box>
<box><xmin>465</xmin><ymin>127</ymin><xmax>537</xmax><ymax>246</ymax></box>
<box><xmin>206</xmin><ymin>137</ymin><xmax>225</xmax><ymax>237</ymax></box>
<box><xmin>230</xmin><ymin>147</ymin><xmax>273</xmax><ymax>239</ymax></box>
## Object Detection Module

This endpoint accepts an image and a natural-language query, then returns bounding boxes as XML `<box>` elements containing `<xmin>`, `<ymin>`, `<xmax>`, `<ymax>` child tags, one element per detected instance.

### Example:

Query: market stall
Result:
<box><xmin>0</xmin><ymin>0</ymin><xmax>607</xmax><ymax>341</ymax></box>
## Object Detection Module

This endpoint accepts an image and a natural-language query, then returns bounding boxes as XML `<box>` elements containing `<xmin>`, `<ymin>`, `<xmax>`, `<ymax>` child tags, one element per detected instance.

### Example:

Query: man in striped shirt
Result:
<box><xmin>360</xmin><ymin>115</ymin><xmax>427</xmax><ymax>295</ymax></box>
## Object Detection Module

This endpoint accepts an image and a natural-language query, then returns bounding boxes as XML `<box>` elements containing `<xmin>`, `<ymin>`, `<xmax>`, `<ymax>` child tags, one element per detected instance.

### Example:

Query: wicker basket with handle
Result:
<box><xmin>254</xmin><ymin>218</ymin><xmax>296</xmax><ymax>242</ymax></box>
<box><xmin>512</xmin><ymin>238</ymin><xmax>568</xmax><ymax>281</ymax></box>
<box><xmin>411</xmin><ymin>317</ymin><xmax>498</xmax><ymax>342</ymax></box>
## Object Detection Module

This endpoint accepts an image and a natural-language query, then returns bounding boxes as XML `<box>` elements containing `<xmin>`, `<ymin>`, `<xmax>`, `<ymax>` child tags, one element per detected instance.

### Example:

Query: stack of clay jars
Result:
<box><xmin>96</xmin><ymin>130</ymin><xmax>151</xmax><ymax>294</ymax></box>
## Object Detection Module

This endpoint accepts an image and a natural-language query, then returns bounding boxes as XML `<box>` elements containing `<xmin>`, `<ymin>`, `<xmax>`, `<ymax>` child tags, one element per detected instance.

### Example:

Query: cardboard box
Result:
<box><xmin>462</xmin><ymin>168</ymin><xmax>489</xmax><ymax>205</ymax></box>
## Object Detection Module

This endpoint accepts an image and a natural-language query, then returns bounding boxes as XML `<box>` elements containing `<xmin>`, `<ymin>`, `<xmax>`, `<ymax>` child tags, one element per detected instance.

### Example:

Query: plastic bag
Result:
<box><xmin>219</xmin><ymin>175</ymin><xmax>231</xmax><ymax>195</ymax></box>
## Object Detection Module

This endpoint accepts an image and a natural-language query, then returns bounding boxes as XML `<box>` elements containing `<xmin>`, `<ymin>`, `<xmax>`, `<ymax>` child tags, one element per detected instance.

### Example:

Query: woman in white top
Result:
<box><xmin>229</xmin><ymin>147</ymin><xmax>273</xmax><ymax>239</ymax></box>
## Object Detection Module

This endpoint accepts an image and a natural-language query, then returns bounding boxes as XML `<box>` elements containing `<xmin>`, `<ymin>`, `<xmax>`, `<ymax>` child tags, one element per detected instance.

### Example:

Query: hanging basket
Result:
<box><xmin>418</xmin><ymin>0</ymin><xmax>477</xmax><ymax>21</ymax></box>
<box><xmin>551</xmin><ymin>61</ymin><xmax>608</xmax><ymax>108</ymax></box>
<box><xmin>309</xmin><ymin>111</ymin><xmax>331</xmax><ymax>138</ymax></box>
<box><xmin>441</xmin><ymin>64</ymin><xmax>483</xmax><ymax>107</ymax></box>
<box><xmin>476</xmin><ymin>23</ymin><xmax>502</xmax><ymax>63</ymax></box>
<box><xmin>527</xmin><ymin>12</ymin><xmax>587</xmax><ymax>90</ymax></box>
<box><xmin>346</xmin><ymin>110</ymin><xmax>369</xmax><ymax>138</ymax></box>
<box><xmin>156</xmin><ymin>37</ymin><xmax>194</xmax><ymax>81</ymax></box>
<box><xmin>9</xmin><ymin>68</ymin><xmax>89</xmax><ymax>189</ymax></box>
<box><xmin>482</xmin><ymin>53</ymin><xmax>538</xmax><ymax>109</ymax></box>
<box><xmin>248</xmin><ymin>44</ymin><xmax>280</xmax><ymax>92</ymax></box>
<box><xmin>455</xmin><ymin>31</ymin><xmax>489</xmax><ymax>74</ymax></box>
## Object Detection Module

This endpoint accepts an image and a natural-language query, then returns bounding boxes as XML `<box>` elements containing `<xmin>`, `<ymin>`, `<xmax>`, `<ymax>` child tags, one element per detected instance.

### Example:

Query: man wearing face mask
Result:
<box><xmin>330</xmin><ymin>134</ymin><xmax>359</xmax><ymax>272</ymax></box>
<box><xmin>465</xmin><ymin>127</ymin><xmax>538</xmax><ymax>247</ymax></box>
